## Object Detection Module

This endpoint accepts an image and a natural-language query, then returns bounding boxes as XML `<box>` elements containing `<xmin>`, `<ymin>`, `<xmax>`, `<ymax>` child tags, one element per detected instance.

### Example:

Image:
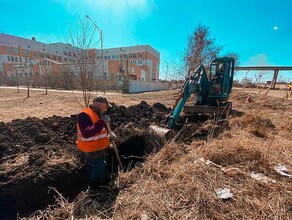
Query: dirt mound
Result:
<box><xmin>0</xmin><ymin>101</ymin><xmax>172</xmax><ymax>219</ymax></box>
<box><xmin>2</xmin><ymin>88</ymin><xmax>291</xmax><ymax>219</ymax></box>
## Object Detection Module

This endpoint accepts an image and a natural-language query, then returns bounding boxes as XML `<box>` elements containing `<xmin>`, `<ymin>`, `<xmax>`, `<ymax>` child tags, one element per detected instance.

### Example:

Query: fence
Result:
<box><xmin>128</xmin><ymin>80</ymin><xmax>182</xmax><ymax>93</ymax></box>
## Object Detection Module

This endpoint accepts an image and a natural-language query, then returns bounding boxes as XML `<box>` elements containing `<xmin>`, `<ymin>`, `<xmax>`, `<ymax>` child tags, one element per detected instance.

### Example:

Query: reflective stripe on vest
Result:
<box><xmin>77</xmin><ymin>107</ymin><xmax>110</xmax><ymax>153</ymax></box>
<box><xmin>78</xmin><ymin>128</ymin><xmax>108</xmax><ymax>141</ymax></box>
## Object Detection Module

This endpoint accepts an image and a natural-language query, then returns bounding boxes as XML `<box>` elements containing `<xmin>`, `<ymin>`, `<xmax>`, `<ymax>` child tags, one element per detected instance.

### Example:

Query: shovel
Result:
<box><xmin>105</xmin><ymin>122</ymin><xmax>124</xmax><ymax>171</ymax></box>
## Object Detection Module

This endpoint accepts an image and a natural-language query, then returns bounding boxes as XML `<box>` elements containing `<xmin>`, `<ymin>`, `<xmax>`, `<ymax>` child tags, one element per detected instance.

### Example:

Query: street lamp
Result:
<box><xmin>85</xmin><ymin>15</ymin><xmax>104</xmax><ymax>80</ymax></box>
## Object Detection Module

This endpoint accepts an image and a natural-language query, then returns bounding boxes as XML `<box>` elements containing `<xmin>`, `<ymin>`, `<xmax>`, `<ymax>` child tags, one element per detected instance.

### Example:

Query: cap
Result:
<box><xmin>93</xmin><ymin>95</ymin><xmax>112</xmax><ymax>108</ymax></box>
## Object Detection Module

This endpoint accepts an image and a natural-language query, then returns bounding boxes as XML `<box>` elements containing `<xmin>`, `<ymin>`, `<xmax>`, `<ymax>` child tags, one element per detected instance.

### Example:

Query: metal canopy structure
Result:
<box><xmin>234</xmin><ymin>66</ymin><xmax>292</xmax><ymax>89</ymax></box>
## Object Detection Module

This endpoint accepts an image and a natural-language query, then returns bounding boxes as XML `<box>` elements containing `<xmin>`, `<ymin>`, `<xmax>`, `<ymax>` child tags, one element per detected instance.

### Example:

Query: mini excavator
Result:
<box><xmin>146</xmin><ymin>57</ymin><xmax>235</xmax><ymax>151</ymax></box>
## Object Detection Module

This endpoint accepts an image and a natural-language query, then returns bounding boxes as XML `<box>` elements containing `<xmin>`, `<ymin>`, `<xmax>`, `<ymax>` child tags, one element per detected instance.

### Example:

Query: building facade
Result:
<box><xmin>0</xmin><ymin>33</ymin><xmax>160</xmax><ymax>85</ymax></box>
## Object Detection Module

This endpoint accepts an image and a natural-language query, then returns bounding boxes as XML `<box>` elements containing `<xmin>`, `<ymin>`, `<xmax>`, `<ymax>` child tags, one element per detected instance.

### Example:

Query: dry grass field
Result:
<box><xmin>0</xmin><ymin>87</ymin><xmax>176</xmax><ymax>123</ymax></box>
<box><xmin>1</xmin><ymin>86</ymin><xmax>292</xmax><ymax>219</ymax></box>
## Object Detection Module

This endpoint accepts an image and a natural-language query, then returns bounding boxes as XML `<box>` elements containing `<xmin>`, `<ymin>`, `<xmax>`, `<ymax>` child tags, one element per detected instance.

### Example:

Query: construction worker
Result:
<box><xmin>77</xmin><ymin>95</ymin><xmax>116</xmax><ymax>192</ymax></box>
<box><xmin>210</xmin><ymin>63</ymin><xmax>225</xmax><ymax>95</ymax></box>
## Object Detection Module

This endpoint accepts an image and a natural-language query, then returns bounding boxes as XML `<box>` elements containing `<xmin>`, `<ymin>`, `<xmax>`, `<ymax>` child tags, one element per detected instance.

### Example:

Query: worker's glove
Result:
<box><xmin>110</xmin><ymin>132</ymin><xmax>117</xmax><ymax>141</ymax></box>
<box><xmin>101</xmin><ymin>115</ymin><xmax>110</xmax><ymax>124</ymax></box>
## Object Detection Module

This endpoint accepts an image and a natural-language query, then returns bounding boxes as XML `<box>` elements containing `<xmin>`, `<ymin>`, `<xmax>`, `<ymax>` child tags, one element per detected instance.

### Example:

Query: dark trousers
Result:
<box><xmin>84</xmin><ymin>148</ymin><xmax>109</xmax><ymax>187</ymax></box>
<box><xmin>87</xmin><ymin>157</ymin><xmax>106</xmax><ymax>186</ymax></box>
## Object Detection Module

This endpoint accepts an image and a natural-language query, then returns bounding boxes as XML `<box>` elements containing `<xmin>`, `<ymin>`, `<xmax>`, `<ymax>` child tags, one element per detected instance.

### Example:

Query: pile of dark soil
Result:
<box><xmin>0</xmin><ymin>99</ymin><xmax>222</xmax><ymax>219</ymax></box>
<box><xmin>0</xmin><ymin>101</ymin><xmax>174</xmax><ymax>219</ymax></box>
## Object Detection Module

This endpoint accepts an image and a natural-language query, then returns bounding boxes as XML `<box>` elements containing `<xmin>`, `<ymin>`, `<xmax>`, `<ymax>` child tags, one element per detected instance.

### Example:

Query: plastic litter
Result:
<box><xmin>250</xmin><ymin>172</ymin><xmax>276</xmax><ymax>184</ymax></box>
<box><xmin>215</xmin><ymin>188</ymin><xmax>233</xmax><ymax>200</ymax></box>
<box><xmin>274</xmin><ymin>164</ymin><xmax>291</xmax><ymax>177</ymax></box>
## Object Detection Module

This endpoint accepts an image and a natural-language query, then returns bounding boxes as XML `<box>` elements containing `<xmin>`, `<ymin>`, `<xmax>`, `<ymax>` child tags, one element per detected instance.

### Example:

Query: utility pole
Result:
<box><xmin>85</xmin><ymin>15</ymin><xmax>104</xmax><ymax>80</ymax></box>
<box><xmin>166</xmin><ymin>62</ymin><xmax>169</xmax><ymax>81</ymax></box>
<box><xmin>126</xmin><ymin>53</ymin><xmax>129</xmax><ymax>78</ymax></box>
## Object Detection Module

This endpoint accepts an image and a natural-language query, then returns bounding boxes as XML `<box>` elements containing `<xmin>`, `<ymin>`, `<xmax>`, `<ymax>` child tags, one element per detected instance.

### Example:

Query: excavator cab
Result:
<box><xmin>208</xmin><ymin>57</ymin><xmax>234</xmax><ymax>102</ymax></box>
<box><xmin>146</xmin><ymin>57</ymin><xmax>235</xmax><ymax>152</ymax></box>
<box><xmin>173</xmin><ymin>57</ymin><xmax>234</xmax><ymax>121</ymax></box>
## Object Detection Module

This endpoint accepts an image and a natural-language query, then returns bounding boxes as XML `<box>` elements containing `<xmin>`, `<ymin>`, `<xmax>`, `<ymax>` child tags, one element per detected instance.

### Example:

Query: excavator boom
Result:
<box><xmin>146</xmin><ymin>57</ymin><xmax>235</xmax><ymax>152</ymax></box>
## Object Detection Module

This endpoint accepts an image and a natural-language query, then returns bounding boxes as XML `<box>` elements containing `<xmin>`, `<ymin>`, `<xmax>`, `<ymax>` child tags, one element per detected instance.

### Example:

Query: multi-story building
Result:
<box><xmin>0</xmin><ymin>33</ymin><xmax>160</xmax><ymax>85</ymax></box>
<box><xmin>101</xmin><ymin>45</ymin><xmax>160</xmax><ymax>82</ymax></box>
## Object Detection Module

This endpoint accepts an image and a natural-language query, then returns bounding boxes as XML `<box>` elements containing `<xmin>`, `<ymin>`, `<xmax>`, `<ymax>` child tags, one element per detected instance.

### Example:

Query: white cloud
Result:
<box><xmin>243</xmin><ymin>53</ymin><xmax>272</xmax><ymax>66</ymax></box>
<box><xmin>273</xmin><ymin>26</ymin><xmax>278</xmax><ymax>30</ymax></box>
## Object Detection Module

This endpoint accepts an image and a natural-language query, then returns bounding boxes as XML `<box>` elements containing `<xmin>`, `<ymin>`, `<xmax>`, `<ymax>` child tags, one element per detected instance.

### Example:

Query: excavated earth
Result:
<box><xmin>1</xmin><ymin>88</ymin><xmax>292</xmax><ymax>219</ymax></box>
<box><xmin>0</xmin><ymin>100</ymin><xmax>212</xmax><ymax>219</ymax></box>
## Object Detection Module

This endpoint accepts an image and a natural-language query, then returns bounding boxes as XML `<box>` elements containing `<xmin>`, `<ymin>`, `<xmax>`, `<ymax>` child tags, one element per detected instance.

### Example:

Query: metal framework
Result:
<box><xmin>235</xmin><ymin>66</ymin><xmax>292</xmax><ymax>89</ymax></box>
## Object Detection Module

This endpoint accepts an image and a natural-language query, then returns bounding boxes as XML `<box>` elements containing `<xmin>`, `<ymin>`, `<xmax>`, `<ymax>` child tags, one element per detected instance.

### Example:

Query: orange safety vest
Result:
<box><xmin>77</xmin><ymin>107</ymin><xmax>110</xmax><ymax>153</ymax></box>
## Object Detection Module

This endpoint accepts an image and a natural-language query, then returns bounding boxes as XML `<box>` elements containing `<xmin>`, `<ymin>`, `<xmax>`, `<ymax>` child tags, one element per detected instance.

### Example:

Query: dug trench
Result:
<box><xmin>0</xmin><ymin>101</ymin><xmax>229</xmax><ymax>219</ymax></box>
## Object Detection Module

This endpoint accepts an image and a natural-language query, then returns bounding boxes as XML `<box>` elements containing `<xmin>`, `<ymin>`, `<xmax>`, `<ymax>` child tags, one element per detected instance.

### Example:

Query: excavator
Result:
<box><xmin>146</xmin><ymin>57</ymin><xmax>235</xmax><ymax>152</ymax></box>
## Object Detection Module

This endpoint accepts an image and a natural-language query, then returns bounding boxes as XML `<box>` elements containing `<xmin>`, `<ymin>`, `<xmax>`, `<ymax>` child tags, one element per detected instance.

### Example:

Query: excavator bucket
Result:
<box><xmin>145</xmin><ymin>125</ymin><xmax>175</xmax><ymax>153</ymax></box>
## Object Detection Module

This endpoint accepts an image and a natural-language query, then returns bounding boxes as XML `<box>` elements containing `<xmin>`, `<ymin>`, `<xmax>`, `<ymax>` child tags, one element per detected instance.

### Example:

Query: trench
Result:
<box><xmin>1</xmin><ymin>135</ymin><xmax>147</xmax><ymax>219</ymax></box>
<box><xmin>1</xmin><ymin>110</ymin><xmax>232</xmax><ymax>219</ymax></box>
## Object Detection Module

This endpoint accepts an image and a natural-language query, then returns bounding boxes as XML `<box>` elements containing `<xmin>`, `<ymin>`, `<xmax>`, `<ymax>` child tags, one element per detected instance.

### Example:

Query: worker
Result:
<box><xmin>77</xmin><ymin>95</ymin><xmax>116</xmax><ymax>193</ymax></box>
<box><xmin>210</xmin><ymin>63</ymin><xmax>225</xmax><ymax>95</ymax></box>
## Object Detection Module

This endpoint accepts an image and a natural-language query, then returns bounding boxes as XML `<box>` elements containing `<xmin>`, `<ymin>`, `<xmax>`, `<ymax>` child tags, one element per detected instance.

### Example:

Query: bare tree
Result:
<box><xmin>224</xmin><ymin>52</ymin><xmax>240</xmax><ymax>67</ymax></box>
<box><xmin>39</xmin><ymin>59</ymin><xmax>50</xmax><ymax>95</ymax></box>
<box><xmin>11</xmin><ymin>62</ymin><xmax>20</xmax><ymax>93</ymax></box>
<box><xmin>64</xmin><ymin>15</ymin><xmax>103</xmax><ymax>107</ymax></box>
<box><xmin>185</xmin><ymin>25</ymin><xmax>223</xmax><ymax>74</ymax></box>
<box><xmin>254</xmin><ymin>72</ymin><xmax>265</xmax><ymax>88</ymax></box>
<box><xmin>24</xmin><ymin>64</ymin><xmax>33</xmax><ymax>98</ymax></box>
<box><xmin>60</xmin><ymin>66</ymin><xmax>75</xmax><ymax>90</ymax></box>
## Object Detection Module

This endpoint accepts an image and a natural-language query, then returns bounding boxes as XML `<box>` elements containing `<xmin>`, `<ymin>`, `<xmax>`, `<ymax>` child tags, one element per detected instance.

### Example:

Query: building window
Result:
<box><xmin>139</xmin><ymin>53</ymin><xmax>142</xmax><ymax>58</ymax></box>
<box><xmin>133</xmin><ymin>54</ymin><xmax>136</xmax><ymax>58</ymax></box>
<box><xmin>24</xmin><ymin>50</ymin><xmax>29</xmax><ymax>57</ymax></box>
<box><xmin>7</xmin><ymin>56</ymin><xmax>10</xmax><ymax>61</ymax></box>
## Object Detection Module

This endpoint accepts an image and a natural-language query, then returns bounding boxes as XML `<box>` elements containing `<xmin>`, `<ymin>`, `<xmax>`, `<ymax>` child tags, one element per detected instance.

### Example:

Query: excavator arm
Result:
<box><xmin>166</xmin><ymin>65</ymin><xmax>208</xmax><ymax>128</ymax></box>
<box><xmin>146</xmin><ymin>57</ymin><xmax>235</xmax><ymax>152</ymax></box>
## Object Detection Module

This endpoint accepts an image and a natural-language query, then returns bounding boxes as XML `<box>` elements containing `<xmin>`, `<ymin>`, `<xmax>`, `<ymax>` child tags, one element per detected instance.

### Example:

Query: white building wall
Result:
<box><xmin>128</xmin><ymin>80</ymin><xmax>168</xmax><ymax>93</ymax></box>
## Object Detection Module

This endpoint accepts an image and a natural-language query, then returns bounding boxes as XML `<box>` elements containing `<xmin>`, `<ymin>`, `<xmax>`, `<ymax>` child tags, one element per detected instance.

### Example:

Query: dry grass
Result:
<box><xmin>111</xmin><ymin>115</ymin><xmax>292</xmax><ymax>219</ymax></box>
<box><xmin>9</xmin><ymin>87</ymin><xmax>292</xmax><ymax>219</ymax></box>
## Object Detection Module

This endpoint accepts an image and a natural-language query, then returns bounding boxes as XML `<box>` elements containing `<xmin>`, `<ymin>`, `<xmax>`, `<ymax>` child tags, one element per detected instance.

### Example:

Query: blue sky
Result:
<box><xmin>1</xmin><ymin>0</ymin><xmax>292</xmax><ymax>82</ymax></box>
